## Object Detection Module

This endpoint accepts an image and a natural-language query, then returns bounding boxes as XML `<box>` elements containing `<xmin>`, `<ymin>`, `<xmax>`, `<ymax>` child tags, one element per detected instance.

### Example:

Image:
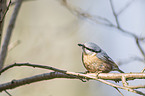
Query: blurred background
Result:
<box><xmin>0</xmin><ymin>0</ymin><xmax>145</xmax><ymax>96</ymax></box>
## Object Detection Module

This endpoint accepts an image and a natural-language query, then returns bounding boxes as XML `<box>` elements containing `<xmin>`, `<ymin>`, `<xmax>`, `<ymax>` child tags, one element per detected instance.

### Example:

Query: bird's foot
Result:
<box><xmin>79</xmin><ymin>78</ymin><xmax>89</xmax><ymax>82</ymax></box>
<box><xmin>114</xmin><ymin>79</ymin><xmax>120</xmax><ymax>83</ymax></box>
<box><xmin>95</xmin><ymin>71</ymin><xmax>102</xmax><ymax>78</ymax></box>
<box><xmin>77</xmin><ymin>71</ymin><xmax>90</xmax><ymax>74</ymax></box>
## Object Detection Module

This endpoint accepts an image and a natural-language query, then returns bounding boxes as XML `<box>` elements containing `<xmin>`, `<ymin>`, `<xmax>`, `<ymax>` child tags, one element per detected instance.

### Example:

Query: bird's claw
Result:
<box><xmin>79</xmin><ymin>78</ymin><xmax>89</xmax><ymax>82</ymax></box>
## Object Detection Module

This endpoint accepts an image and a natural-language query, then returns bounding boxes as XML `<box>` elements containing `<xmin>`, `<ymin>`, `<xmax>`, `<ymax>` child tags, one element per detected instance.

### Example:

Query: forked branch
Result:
<box><xmin>0</xmin><ymin>63</ymin><xmax>145</xmax><ymax>95</ymax></box>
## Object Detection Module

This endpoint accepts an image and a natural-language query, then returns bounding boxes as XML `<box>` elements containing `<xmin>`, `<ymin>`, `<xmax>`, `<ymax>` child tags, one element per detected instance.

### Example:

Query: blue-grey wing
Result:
<box><xmin>96</xmin><ymin>51</ymin><xmax>115</xmax><ymax>64</ymax></box>
<box><xmin>96</xmin><ymin>51</ymin><xmax>122</xmax><ymax>72</ymax></box>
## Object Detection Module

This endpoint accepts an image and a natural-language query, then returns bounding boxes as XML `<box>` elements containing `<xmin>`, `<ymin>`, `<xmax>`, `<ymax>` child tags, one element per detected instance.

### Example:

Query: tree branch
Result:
<box><xmin>60</xmin><ymin>0</ymin><xmax>145</xmax><ymax>61</ymax></box>
<box><xmin>11</xmin><ymin>0</ymin><xmax>36</xmax><ymax>5</ymax></box>
<box><xmin>8</xmin><ymin>40</ymin><xmax>20</xmax><ymax>51</ymax></box>
<box><xmin>122</xmin><ymin>75</ymin><xmax>145</xmax><ymax>89</ymax></box>
<box><xmin>118</xmin><ymin>56</ymin><xmax>144</xmax><ymax>65</ymax></box>
<box><xmin>0</xmin><ymin>0</ymin><xmax>6</xmax><ymax>44</ymax></box>
<box><xmin>60</xmin><ymin>0</ymin><xmax>115</xmax><ymax>27</ymax></box>
<box><xmin>0</xmin><ymin>63</ymin><xmax>145</xmax><ymax>95</ymax></box>
<box><xmin>0</xmin><ymin>0</ymin><xmax>23</xmax><ymax>70</ymax></box>
<box><xmin>1</xmin><ymin>63</ymin><xmax>145</xmax><ymax>81</ymax></box>
<box><xmin>0</xmin><ymin>72</ymin><xmax>77</xmax><ymax>92</ymax></box>
<box><xmin>4</xmin><ymin>90</ymin><xmax>12</xmax><ymax>96</ymax></box>
<box><xmin>114</xmin><ymin>87</ymin><xmax>124</xmax><ymax>96</ymax></box>
<box><xmin>141</xmin><ymin>67</ymin><xmax>145</xmax><ymax>73</ymax></box>
<box><xmin>109</xmin><ymin>0</ymin><xmax>145</xmax><ymax>60</ymax></box>
<box><xmin>110</xmin><ymin>0</ymin><xmax>145</xmax><ymax>60</ymax></box>
<box><xmin>117</xmin><ymin>0</ymin><xmax>135</xmax><ymax>15</ymax></box>
<box><xmin>0</xmin><ymin>63</ymin><xmax>67</xmax><ymax>74</ymax></box>
<box><xmin>135</xmin><ymin>37</ymin><xmax>145</xmax><ymax>60</ymax></box>
<box><xmin>0</xmin><ymin>0</ymin><xmax>11</xmax><ymax>23</ymax></box>
<box><xmin>110</xmin><ymin>0</ymin><xmax>120</xmax><ymax>28</ymax></box>
<box><xmin>122</xmin><ymin>76</ymin><xmax>128</xmax><ymax>87</ymax></box>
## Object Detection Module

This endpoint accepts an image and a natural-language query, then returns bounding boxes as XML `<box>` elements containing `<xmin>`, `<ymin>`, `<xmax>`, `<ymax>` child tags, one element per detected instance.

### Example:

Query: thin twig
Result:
<box><xmin>61</xmin><ymin>0</ymin><xmax>145</xmax><ymax>60</ymax></box>
<box><xmin>0</xmin><ymin>0</ymin><xmax>11</xmax><ymax>23</ymax></box>
<box><xmin>139</xmin><ymin>37</ymin><xmax>145</xmax><ymax>41</ymax></box>
<box><xmin>118</xmin><ymin>56</ymin><xmax>144</xmax><ymax>65</ymax></box>
<box><xmin>110</xmin><ymin>0</ymin><xmax>120</xmax><ymax>28</ymax></box>
<box><xmin>114</xmin><ymin>87</ymin><xmax>124</xmax><ymax>96</ymax></box>
<box><xmin>109</xmin><ymin>0</ymin><xmax>145</xmax><ymax>60</ymax></box>
<box><xmin>141</xmin><ymin>67</ymin><xmax>145</xmax><ymax>73</ymax></box>
<box><xmin>0</xmin><ymin>0</ymin><xmax>23</xmax><ymax>70</ymax></box>
<box><xmin>0</xmin><ymin>0</ymin><xmax>7</xmax><ymax>44</ymax></box>
<box><xmin>61</xmin><ymin>0</ymin><xmax>115</xmax><ymax>27</ymax></box>
<box><xmin>8</xmin><ymin>40</ymin><xmax>21</xmax><ymax>51</ymax></box>
<box><xmin>0</xmin><ymin>63</ymin><xmax>67</xmax><ymax>74</ymax></box>
<box><xmin>117</xmin><ymin>0</ymin><xmax>135</xmax><ymax>15</ymax></box>
<box><xmin>135</xmin><ymin>38</ymin><xmax>145</xmax><ymax>60</ymax></box>
<box><xmin>127</xmin><ymin>85</ymin><xmax>145</xmax><ymax>89</ymax></box>
<box><xmin>121</xmin><ymin>76</ymin><xmax>145</xmax><ymax>89</ymax></box>
<box><xmin>122</xmin><ymin>76</ymin><xmax>128</xmax><ymax>87</ymax></box>
<box><xmin>95</xmin><ymin>15</ymin><xmax>114</xmax><ymax>25</ymax></box>
<box><xmin>4</xmin><ymin>90</ymin><xmax>12</xmax><ymax>96</ymax></box>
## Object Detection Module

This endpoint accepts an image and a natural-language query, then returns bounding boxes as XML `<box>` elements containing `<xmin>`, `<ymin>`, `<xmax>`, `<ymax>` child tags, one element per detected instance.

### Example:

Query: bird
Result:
<box><xmin>78</xmin><ymin>42</ymin><xmax>124</xmax><ymax>73</ymax></box>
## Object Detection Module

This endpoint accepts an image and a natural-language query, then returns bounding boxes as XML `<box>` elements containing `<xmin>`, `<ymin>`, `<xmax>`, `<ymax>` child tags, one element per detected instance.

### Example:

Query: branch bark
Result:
<box><xmin>1</xmin><ymin>63</ymin><xmax>145</xmax><ymax>81</ymax></box>
<box><xmin>0</xmin><ymin>63</ymin><xmax>145</xmax><ymax>95</ymax></box>
<box><xmin>0</xmin><ymin>0</ymin><xmax>23</xmax><ymax>70</ymax></box>
<box><xmin>0</xmin><ymin>0</ymin><xmax>11</xmax><ymax>23</ymax></box>
<box><xmin>0</xmin><ymin>72</ymin><xmax>76</xmax><ymax>92</ymax></box>
<box><xmin>0</xmin><ymin>0</ymin><xmax>6</xmax><ymax>44</ymax></box>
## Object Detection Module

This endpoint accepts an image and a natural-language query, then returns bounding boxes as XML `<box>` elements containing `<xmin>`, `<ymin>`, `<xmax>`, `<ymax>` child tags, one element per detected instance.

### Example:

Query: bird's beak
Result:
<box><xmin>78</xmin><ymin>43</ymin><xmax>87</xmax><ymax>54</ymax></box>
<box><xmin>78</xmin><ymin>43</ymin><xmax>84</xmax><ymax>47</ymax></box>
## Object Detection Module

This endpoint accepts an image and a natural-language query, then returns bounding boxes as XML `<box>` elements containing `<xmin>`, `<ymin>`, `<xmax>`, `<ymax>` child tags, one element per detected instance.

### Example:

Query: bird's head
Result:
<box><xmin>78</xmin><ymin>42</ymin><xmax>101</xmax><ymax>55</ymax></box>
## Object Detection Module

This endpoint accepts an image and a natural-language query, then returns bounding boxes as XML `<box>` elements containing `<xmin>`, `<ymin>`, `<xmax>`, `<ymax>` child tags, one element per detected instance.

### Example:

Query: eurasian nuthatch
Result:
<box><xmin>78</xmin><ymin>42</ymin><xmax>124</xmax><ymax>73</ymax></box>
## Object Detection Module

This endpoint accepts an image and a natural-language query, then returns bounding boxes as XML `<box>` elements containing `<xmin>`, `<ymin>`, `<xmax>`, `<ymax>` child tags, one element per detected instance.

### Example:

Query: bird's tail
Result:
<box><xmin>117</xmin><ymin>69</ymin><xmax>124</xmax><ymax>73</ymax></box>
<box><xmin>113</xmin><ymin>68</ymin><xmax>124</xmax><ymax>73</ymax></box>
<box><xmin>112</xmin><ymin>64</ymin><xmax>124</xmax><ymax>73</ymax></box>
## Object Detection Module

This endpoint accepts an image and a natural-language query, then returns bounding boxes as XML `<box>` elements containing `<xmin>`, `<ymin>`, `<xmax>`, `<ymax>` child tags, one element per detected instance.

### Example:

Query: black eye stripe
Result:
<box><xmin>85</xmin><ymin>47</ymin><xmax>101</xmax><ymax>53</ymax></box>
<box><xmin>78</xmin><ymin>43</ymin><xmax>101</xmax><ymax>53</ymax></box>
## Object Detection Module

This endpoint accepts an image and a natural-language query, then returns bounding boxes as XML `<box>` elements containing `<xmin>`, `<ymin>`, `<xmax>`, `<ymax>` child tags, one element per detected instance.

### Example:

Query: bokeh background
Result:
<box><xmin>1</xmin><ymin>0</ymin><xmax>145</xmax><ymax>96</ymax></box>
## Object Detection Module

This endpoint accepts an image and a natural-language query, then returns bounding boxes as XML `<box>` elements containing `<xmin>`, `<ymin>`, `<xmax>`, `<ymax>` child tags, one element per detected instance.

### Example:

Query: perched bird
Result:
<box><xmin>78</xmin><ymin>42</ymin><xmax>124</xmax><ymax>73</ymax></box>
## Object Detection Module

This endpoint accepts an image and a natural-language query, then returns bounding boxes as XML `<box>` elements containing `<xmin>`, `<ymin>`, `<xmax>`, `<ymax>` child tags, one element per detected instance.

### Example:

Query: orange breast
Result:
<box><xmin>83</xmin><ymin>54</ymin><xmax>112</xmax><ymax>73</ymax></box>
